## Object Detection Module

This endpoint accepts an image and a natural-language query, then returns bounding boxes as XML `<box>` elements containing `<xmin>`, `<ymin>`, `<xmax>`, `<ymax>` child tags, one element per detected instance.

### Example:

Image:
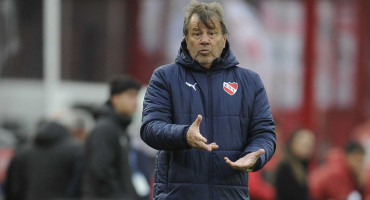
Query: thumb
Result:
<box><xmin>193</xmin><ymin>115</ymin><xmax>202</xmax><ymax>127</ymax></box>
<box><xmin>255</xmin><ymin>149</ymin><xmax>265</xmax><ymax>157</ymax></box>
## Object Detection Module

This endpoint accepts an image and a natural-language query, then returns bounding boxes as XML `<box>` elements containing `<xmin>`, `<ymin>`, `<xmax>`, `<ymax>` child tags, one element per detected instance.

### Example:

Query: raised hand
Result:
<box><xmin>224</xmin><ymin>149</ymin><xmax>265</xmax><ymax>172</ymax></box>
<box><xmin>186</xmin><ymin>115</ymin><xmax>219</xmax><ymax>152</ymax></box>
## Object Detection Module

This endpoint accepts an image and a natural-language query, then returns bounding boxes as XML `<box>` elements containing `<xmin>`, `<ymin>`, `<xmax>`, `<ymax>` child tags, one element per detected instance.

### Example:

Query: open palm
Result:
<box><xmin>224</xmin><ymin>149</ymin><xmax>265</xmax><ymax>172</ymax></box>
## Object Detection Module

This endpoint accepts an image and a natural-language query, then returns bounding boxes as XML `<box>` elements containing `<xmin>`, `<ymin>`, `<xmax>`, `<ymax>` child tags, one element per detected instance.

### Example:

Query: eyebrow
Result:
<box><xmin>190</xmin><ymin>27</ymin><xmax>217</xmax><ymax>32</ymax></box>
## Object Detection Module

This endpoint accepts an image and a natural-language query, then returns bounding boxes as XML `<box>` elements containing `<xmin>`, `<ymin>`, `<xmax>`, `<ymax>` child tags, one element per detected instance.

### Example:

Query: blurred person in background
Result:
<box><xmin>310</xmin><ymin>141</ymin><xmax>366</xmax><ymax>200</ymax></box>
<box><xmin>248</xmin><ymin>169</ymin><xmax>276</xmax><ymax>200</ymax></box>
<box><xmin>83</xmin><ymin>75</ymin><xmax>141</xmax><ymax>200</ymax></box>
<box><xmin>3</xmin><ymin>119</ymin><xmax>46</xmax><ymax>200</ymax></box>
<box><xmin>127</xmin><ymin>86</ymin><xmax>155</xmax><ymax>200</ymax></box>
<box><xmin>352</xmin><ymin>120</ymin><xmax>370</xmax><ymax>200</ymax></box>
<box><xmin>0</xmin><ymin>128</ymin><xmax>17</xmax><ymax>199</ymax></box>
<box><xmin>275</xmin><ymin>128</ymin><xmax>316</xmax><ymax>200</ymax></box>
<box><xmin>140</xmin><ymin>1</ymin><xmax>276</xmax><ymax>199</ymax></box>
<box><xmin>53</xmin><ymin>108</ymin><xmax>95</xmax><ymax>143</ymax></box>
<box><xmin>3</xmin><ymin>119</ymin><xmax>84</xmax><ymax>200</ymax></box>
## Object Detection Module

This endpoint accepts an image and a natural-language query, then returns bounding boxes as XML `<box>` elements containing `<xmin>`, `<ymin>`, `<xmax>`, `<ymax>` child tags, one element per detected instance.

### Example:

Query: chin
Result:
<box><xmin>198</xmin><ymin>59</ymin><xmax>212</xmax><ymax>65</ymax></box>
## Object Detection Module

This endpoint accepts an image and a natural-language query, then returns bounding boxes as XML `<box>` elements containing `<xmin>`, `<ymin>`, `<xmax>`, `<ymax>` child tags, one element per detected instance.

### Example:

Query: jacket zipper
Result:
<box><xmin>207</xmin><ymin>71</ymin><xmax>213</xmax><ymax>200</ymax></box>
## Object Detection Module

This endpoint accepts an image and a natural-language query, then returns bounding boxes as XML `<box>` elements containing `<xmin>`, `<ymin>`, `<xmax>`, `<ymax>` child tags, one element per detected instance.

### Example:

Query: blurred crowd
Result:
<box><xmin>249</xmin><ymin>122</ymin><xmax>370</xmax><ymax>200</ymax></box>
<box><xmin>0</xmin><ymin>75</ymin><xmax>369</xmax><ymax>200</ymax></box>
<box><xmin>0</xmin><ymin>75</ymin><xmax>155</xmax><ymax>200</ymax></box>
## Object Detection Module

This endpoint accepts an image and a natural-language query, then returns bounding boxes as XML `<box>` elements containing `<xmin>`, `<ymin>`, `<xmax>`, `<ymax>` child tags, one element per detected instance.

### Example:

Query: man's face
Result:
<box><xmin>111</xmin><ymin>89</ymin><xmax>139</xmax><ymax>116</ymax></box>
<box><xmin>185</xmin><ymin>14</ymin><xmax>226</xmax><ymax>69</ymax></box>
<box><xmin>291</xmin><ymin>130</ymin><xmax>316</xmax><ymax>161</ymax></box>
<box><xmin>346</xmin><ymin>151</ymin><xmax>365</xmax><ymax>176</ymax></box>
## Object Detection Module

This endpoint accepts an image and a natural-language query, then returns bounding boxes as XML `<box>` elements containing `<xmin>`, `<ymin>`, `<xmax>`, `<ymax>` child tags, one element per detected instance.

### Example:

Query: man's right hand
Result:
<box><xmin>186</xmin><ymin>115</ymin><xmax>219</xmax><ymax>152</ymax></box>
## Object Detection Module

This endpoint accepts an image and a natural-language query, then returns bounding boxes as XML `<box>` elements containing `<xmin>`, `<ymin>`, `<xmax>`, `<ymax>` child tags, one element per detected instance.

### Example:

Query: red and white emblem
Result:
<box><xmin>223</xmin><ymin>82</ymin><xmax>238</xmax><ymax>95</ymax></box>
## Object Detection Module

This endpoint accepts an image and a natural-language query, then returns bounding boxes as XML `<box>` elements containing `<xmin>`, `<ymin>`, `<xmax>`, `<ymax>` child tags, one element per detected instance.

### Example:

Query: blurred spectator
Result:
<box><xmin>351</xmin><ymin>120</ymin><xmax>370</xmax><ymax>200</ymax></box>
<box><xmin>275</xmin><ymin>128</ymin><xmax>316</xmax><ymax>200</ymax></box>
<box><xmin>310</xmin><ymin>141</ymin><xmax>366</xmax><ymax>200</ymax></box>
<box><xmin>52</xmin><ymin>108</ymin><xmax>95</xmax><ymax>143</ymax></box>
<box><xmin>4</xmin><ymin>120</ymin><xmax>83</xmax><ymax>200</ymax></box>
<box><xmin>248</xmin><ymin>170</ymin><xmax>276</xmax><ymax>200</ymax></box>
<box><xmin>83</xmin><ymin>75</ymin><xmax>141</xmax><ymax>199</ymax></box>
<box><xmin>309</xmin><ymin>147</ymin><xmax>344</xmax><ymax>199</ymax></box>
<box><xmin>0</xmin><ymin>128</ymin><xmax>16</xmax><ymax>198</ymax></box>
<box><xmin>352</xmin><ymin>120</ymin><xmax>370</xmax><ymax>169</ymax></box>
<box><xmin>127</xmin><ymin>86</ymin><xmax>155</xmax><ymax>200</ymax></box>
<box><xmin>3</xmin><ymin>141</ymin><xmax>30</xmax><ymax>200</ymax></box>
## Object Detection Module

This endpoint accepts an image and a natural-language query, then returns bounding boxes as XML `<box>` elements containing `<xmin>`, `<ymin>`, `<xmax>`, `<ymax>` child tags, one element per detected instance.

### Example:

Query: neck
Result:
<box><xmin>201</xmin><ymin>63</ymin><xmax>212</xmax><ymax>69</ymax></box>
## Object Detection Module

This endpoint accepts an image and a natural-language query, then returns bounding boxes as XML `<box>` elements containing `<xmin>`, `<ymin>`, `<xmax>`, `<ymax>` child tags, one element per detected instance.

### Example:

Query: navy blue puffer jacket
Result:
<box><xmin>141</xmin><ymin>40</ymin><xmax>276</xmax><ymax>200</ymax></box>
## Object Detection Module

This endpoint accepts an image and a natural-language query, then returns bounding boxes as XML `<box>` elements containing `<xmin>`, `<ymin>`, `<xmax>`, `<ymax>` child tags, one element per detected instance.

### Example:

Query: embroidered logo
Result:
<box><xmin>223</xmin><ymin>82</ymin><xmax>238</xmax><ymax>95</ymax></box>
<box><xmin>186</xmin><ymin>82</ymin><xmax>197</xmax><ymax>91</ymax></box>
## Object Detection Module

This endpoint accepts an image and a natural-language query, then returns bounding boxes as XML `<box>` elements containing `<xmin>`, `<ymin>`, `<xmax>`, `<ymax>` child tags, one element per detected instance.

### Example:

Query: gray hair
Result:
<box><xmin>183</xmin><ymin>0</ymin><xmax>229</xmax><ymax>37</ymax></box>
<box><xmin>52</xmin><ymin>108</ymin><xmax>95</xmax><ymax>133</ymax></box>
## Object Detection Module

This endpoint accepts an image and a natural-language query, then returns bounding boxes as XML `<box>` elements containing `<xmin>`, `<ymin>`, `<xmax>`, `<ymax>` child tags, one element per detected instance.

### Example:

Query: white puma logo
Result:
<box><xmin>186</xmin><ymin>82</ymin><xmax>197</xmax><ymax>91</ymax></box>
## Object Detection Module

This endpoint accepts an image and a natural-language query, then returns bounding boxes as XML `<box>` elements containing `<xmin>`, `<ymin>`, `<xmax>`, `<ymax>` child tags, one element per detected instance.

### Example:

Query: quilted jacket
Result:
<box><xmin>141</xmin><ymin>39</ymin><xmax>276</xmax><ymax>200</ymax></box>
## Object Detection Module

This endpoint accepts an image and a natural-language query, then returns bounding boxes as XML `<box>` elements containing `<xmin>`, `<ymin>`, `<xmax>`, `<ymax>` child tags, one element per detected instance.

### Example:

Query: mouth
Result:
<box><xmin>199</xmin><ymin>49</ymin><xmax>210</xmax><ymax>54</ymax></box>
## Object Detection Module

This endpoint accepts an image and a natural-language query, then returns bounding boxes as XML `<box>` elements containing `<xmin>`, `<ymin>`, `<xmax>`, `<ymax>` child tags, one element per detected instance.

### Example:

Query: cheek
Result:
<box><xmin>128</xmin><ymin>97</ymin><xmax>138</xmax><ymax>109</ymax></box>
<box><xmin>131</xmin><ymin>99</ymin><xmax>138</xmax><ymax>109</ymax></box>
<box><xmin>187</xmin><ymin>42</ymin><xmax>195</xmax><ymax>51</ymax></box>
<box><xmin>127</xmin><ymin>101</ymin><xmax>138</xmax><ymax>114</ymax></box>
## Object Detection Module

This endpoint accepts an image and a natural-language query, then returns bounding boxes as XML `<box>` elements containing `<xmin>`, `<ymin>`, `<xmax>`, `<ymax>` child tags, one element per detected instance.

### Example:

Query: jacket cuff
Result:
<box><xmin>182</xmin><ymin>126</ymin><xmax>191</xmax><ymax>148</ymax></box>
<box><xmin>241</xmin><ymin>149</ymin><xmax>265</xmax><ymax>172</ymax></box>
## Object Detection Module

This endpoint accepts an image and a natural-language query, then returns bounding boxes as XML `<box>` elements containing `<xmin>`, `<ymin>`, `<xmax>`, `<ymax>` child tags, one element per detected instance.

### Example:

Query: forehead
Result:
<box><xmin>116</xmin><ymin>89</ymin><xmax>139</xmax><ymax>97</ymax></box>
<box><xmin>188</xmin><ymin>14</ymin><xmax>221</xmax><ymax>30</ymax></box>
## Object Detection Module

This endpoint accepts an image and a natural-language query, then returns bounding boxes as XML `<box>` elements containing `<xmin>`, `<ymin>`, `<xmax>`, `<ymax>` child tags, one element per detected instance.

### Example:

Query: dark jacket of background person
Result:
<box><xmin>83</xmin><ymin>103</ymin><xmax>137</xmax><ymax>199</ymax></box>
<box><xmin>4</xmin><ymin>121</ymin><xmax>83</xmax><ymax>200</ymax></box>
<box><xmin>275</xmin><ymin>158</ymin><xmax>309</xmax><ymax>200</ymax></box>
<box><xmin>141</xmin><ymin>39</ymin><xmax>276</xmax><ymax>200</ymax></box>
<box><xmin>4</xmin><ymin>144</ymin><xmax>30</xmax><ymax>200</ymax></box>
<box><xmin>275</xmin><ymin>129</ymin><xmax>315</xmax><ymax>200</ymax></box>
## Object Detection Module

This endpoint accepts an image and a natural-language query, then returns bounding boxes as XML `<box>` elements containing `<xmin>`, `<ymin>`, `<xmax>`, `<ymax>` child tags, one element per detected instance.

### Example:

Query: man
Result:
<box><xmin>310</xmin><ymin>141</ymin><xmax>366</xmax><ymax>200</ymax></box>
<box><xmin>83</xmin><ymin>75</ymin><xmax>141</xmax><ymax>199</ymax></box>
<box><xmin>4</xmin><ymin>120</ymin><xmax>83</xmax><ymax>200</ymax></box>
<box><xmin>140</xmin><ymin>1</ymin><xmax>276</xmax><ymax>200</ymax></box>
<box><xmin>275</xmin><ymin>128</ymin><xmax>316</xmax><ymax>200</ymax></box>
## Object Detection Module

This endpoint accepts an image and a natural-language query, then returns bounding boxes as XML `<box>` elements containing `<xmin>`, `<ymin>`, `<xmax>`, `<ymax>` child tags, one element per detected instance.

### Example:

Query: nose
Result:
<box><xmin>200</xmin><ymin>33</ymin><xmax>210</xmax><ymax>45</ymax></box>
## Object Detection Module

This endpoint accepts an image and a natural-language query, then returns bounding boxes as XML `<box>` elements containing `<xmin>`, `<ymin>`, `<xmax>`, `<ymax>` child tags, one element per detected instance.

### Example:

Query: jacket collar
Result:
<box><xmin>175</xmin><ymin>39</ymin><xmax>239</xmax><ymax>72</ymax></box>
<box><xmin>98</xmin><ymin>102</ymin><xmax>132</xmax><ymax>129</ymax></box>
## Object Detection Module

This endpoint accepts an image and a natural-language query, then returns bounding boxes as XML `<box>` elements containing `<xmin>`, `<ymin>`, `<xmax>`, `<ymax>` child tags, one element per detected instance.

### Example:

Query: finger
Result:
<box><xmin>197</xmin><ymin>141</ymin><xmax>212</xmax><ymax>151</ymax></box>
<box><xmin>209</xmin><ymin>142</ymin><xmax>219</xmax><ymax>150</ymax></box>
<box><xmin>224</xmin><ymin>158</ymin><xmax>241</xmax><ymax>170</ymax></box>
<box><xmin>204</xmin><ymin>143</ymin><xmax>219</xmax><ymax>151</ymax></box>
<box><xmin>224</xmin><ymin>157</ymin><xmax>243</xmax><ymax>169</ymax></box>
<box><xmin>224</xmin><ymin>157</ymin><xmax>234</xmax><ymax>166</ymax></box>
<box><xmin>194</xmin><ymin>115</ymin><xmax>202</xmax><ymax>127</ymax></box>
<box><xmin>255</xmin><ymin>149</ymin><xmax>265</xmax><ymax>157</ymax></box>
<box><xmin>195</xmin><ymin>134</ymin><xmax>207</xmax><ymax>143</ymax></box>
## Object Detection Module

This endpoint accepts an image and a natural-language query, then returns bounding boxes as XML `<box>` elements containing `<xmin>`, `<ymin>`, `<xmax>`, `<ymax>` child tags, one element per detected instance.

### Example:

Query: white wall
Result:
<box><xmin>0</xmin><ymin>78</ymin><xmax>108</xmax><ymax>133</ymax></box>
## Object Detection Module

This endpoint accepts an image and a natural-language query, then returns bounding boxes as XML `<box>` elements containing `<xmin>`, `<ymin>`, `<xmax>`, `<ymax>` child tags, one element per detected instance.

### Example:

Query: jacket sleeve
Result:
<box><xmin>242</xmin><ymin>73</ymin><xmax>276</xmax><ymax>171</ymax></box>
<box><xmin>140</xmin><ymin>67</ymin><xmax>190</xmax><ymax>151</ymax></box>
<box><xmin>86</xmin><ymin>125</ymin><xmax>118</xmax><ymax>196</ymax></box>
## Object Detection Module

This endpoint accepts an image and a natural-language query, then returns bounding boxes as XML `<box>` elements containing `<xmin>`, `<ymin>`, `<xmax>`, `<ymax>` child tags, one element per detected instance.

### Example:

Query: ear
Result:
<box><xmin>222</xmin><ymin>35</ymin><xmax>226</xmax><ymax>48</ymax></box>
<box><xmin>185</xmin><ymin>36</ymin><xmax>190</xmax><ymax>50</ymax></box>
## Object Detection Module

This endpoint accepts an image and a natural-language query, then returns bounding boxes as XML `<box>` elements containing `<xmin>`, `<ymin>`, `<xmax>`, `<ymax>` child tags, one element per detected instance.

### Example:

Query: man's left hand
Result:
<box><xmin>224</xmin><ymin>149</ymin><xmax>265</xmax><ymax>172</ymax></box>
